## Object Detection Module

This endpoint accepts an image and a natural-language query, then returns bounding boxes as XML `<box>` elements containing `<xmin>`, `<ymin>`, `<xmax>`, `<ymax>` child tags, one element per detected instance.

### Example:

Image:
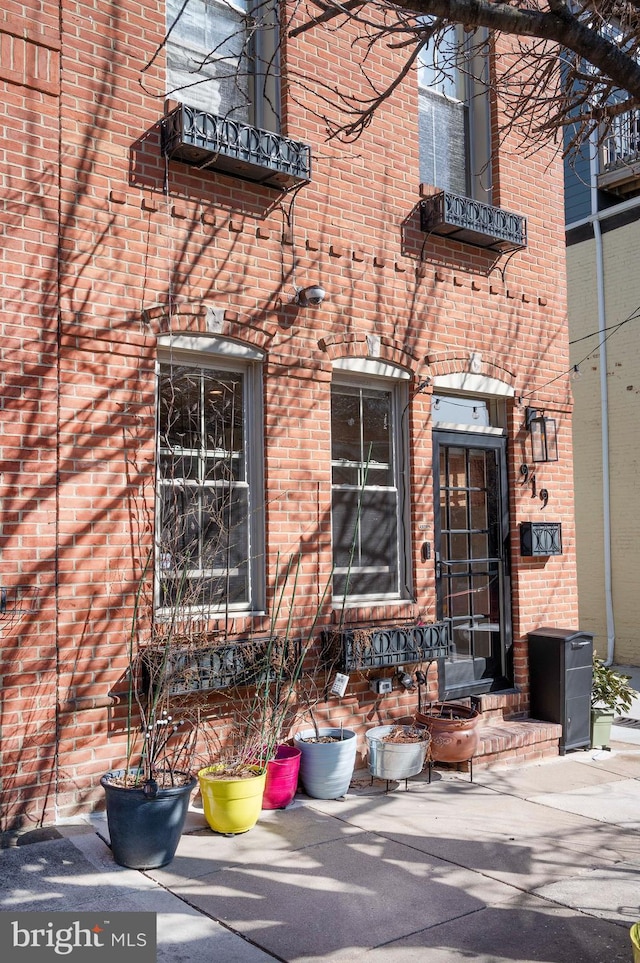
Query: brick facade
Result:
<box><xmin>0</xmin><ymin>1</ymin><xmax>578</xmax><ymax>830</ymax></box>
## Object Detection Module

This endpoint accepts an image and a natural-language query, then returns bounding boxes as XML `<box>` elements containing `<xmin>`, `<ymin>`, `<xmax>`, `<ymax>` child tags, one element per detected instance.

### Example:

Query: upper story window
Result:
<box><xmin>330</xmin><ymin>362</ymin><xmax>410</xmax><ymax>604</ymax></box>
<box><xmin>156</xmin><ymin>339</ymin><xmax>264</xmax><ymax>615</ymax></box>
<box><xmin>418</xmin><ymin>26</ymin><xmax>491</xmax><ymax>200</ymax></box>
<box><xmin>166</xmin><ymin>0</ymin><xmax>280</xmax><ymax>131</ymax></box>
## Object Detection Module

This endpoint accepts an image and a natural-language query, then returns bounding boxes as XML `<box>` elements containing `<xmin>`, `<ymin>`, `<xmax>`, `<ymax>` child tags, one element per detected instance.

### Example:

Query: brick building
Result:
<box><xmin>1</xmin><ymin>0</ymin><xmax>577</xmax><ymax>831</ymax></box>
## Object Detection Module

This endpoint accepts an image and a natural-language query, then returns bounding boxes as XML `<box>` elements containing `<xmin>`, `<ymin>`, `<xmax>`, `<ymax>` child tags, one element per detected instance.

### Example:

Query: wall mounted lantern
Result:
<box><xmin>525</xmin><ymin>407</ymin><xmax>558</xmax><ymax>463</ymax></box>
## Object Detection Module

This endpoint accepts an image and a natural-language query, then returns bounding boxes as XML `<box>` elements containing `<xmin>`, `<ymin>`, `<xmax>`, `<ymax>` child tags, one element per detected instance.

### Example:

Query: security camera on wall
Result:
<box><xmin>295</xmin><ymin>284</ymin><xmax>326</xmax><ymax>307</ymax></box>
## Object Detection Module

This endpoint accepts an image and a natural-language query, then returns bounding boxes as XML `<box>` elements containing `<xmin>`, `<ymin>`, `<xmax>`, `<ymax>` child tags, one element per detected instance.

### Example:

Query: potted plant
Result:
<box><xmin>415</xmin><ymin>701</ymin><xmax>481</xmax><ymax>764</ymax></box>
<box><xmin>365</xmin><ymin>724</ymin><xmax>431</xmax><ymax>782</ymax></box>
<box><xmin>100</xmin><ymin>629</ymin><xmax>200</xmax><ymax>870</ymax></box>
<box><xmin>197</xmin><ymin>758</ymin><xmax>268</xmax><ymax>835</ymax></box>
<box><xmin>294</xmin><ymin>722</ymin><xmax>358</xmax><ymax>799</ymax></box>
<box><xmin>591</xmin><ymin>655</ymin><xmax>636</xmax><ymax>749</ymax></box>
<box><xmin>196</xmin><ymin>556</ymin><xmax>325</xmax><ymax>826</ymax></box>
<box><xmin>195</xmin><ymin>638</ymin><xmax>291</xmax><ymax>834</ymax></box>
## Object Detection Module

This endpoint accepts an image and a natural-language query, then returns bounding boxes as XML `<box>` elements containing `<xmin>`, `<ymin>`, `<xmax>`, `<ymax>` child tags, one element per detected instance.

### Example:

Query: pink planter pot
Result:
<box><xmin>262</xmin><ymin>744</ymin><xmax>302</xmax><ymax>810</ymax></box>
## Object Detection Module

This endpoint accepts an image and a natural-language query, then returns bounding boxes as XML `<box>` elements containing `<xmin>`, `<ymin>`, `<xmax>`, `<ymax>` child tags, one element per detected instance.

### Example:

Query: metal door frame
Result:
<box><xmin>433</xmin><ymin>429</ymin><xmax>513</xmax><ymax>699</ymax></box>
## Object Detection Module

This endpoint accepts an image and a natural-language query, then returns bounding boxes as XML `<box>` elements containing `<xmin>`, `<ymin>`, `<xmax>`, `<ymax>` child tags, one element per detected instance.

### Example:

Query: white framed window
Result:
<box><xmin>166</xmin><ymin>0</ymin><xmax>280</xmax><ymax>130</ymax></box>
<box><xmin>418</xmin><ymin>26</ymin><xmax>491</xmax><ymax>199</ymax></box>
<box><xmin>330</xmin><ymin>363</ymin><xmax>410</xmax><ymax>603</ymax></box>
<box><xmin>156</xmin><ymin>339</ymin><xmax>264</xmax><ymax>615</ymax></box>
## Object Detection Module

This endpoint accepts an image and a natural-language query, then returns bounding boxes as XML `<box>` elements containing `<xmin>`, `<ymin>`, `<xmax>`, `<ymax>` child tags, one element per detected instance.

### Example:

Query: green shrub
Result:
<box><xmin>592</xmin><ymin>656</ymin><xmax>637</xmax><ymax>713</ymax></box>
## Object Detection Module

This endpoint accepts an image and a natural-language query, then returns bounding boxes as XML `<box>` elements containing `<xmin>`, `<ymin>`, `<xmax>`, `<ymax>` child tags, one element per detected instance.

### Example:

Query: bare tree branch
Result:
<box><xmin>287</xmin><ymin>0</ymin><xmax>640</xmax><ymax>154</ymax></box>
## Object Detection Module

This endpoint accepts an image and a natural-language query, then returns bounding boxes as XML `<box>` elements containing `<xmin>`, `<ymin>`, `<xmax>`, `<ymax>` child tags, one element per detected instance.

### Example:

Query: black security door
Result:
<box><xmin>433</xmin><ymin>431</ymin><xmax>512</xmax><ymax>698</ymax></box>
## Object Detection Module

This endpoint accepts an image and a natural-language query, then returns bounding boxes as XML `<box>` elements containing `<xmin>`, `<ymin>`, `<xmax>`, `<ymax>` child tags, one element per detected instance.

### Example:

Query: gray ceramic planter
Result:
<box><xmin>294</xmin><ymin>728</ymin><xmax>357</xmax><ymax>799</ymax></box>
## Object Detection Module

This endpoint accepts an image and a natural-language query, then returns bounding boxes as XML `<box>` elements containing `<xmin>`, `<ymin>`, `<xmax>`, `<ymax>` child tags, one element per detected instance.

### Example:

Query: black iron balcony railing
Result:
<box><xmin>162</xmin><ymin>103</ymin><xmax>312</xmax><ymax>189</ymax></box>
<box><xmin>420</xmin><ymin>191</ymin><xmax>527</xmax><ymax>253</ymax></box>
<box><xmin>324</xmin><ymin>621</ymin><xmax>450</xmax><ymax>672</ymax></box>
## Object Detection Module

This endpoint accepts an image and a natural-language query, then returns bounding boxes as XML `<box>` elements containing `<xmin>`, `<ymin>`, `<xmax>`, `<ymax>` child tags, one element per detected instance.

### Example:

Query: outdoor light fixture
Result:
<box><xmin>396</xmin><ymin>666</ymin><xmax>415</xmax><ymax>690</ymax></box>
<box><xmin>525</xmin><ymin>407</ymin><xmax>558</xmax><ymax>463</ymax></box>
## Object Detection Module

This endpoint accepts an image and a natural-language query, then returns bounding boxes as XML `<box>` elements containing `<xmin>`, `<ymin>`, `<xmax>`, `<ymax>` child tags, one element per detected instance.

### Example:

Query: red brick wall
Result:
<box><xmin>0</xmin><ymin>3</ymin><xmax>61</xmax><ymax>831</ymax></box>
<box><xmin>0</xmin><ymin>1</ymin><xmax>578</xmax><ymax>828</ymax></box>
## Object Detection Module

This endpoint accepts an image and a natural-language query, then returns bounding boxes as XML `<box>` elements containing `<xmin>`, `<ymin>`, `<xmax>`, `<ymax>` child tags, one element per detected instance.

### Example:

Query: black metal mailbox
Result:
<box><xmin>528</xmin><ymin>626</ymin><xmax>593</xmax><ymax>753</ymax></box>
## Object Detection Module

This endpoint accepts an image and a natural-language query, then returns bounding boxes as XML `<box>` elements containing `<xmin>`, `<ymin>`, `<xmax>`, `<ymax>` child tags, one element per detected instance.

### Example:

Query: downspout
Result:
<box><xmin>589</xmin><ymin>138</ymin><xmax>616</xmax><ymax>664</ymax></box>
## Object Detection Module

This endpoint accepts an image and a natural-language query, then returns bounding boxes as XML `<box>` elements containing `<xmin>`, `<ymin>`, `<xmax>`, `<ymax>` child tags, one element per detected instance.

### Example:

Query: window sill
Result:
<box><xmin>331</xmin><ymin>598</ymin><xmax>415</xmax><ymax>612</ymax></box>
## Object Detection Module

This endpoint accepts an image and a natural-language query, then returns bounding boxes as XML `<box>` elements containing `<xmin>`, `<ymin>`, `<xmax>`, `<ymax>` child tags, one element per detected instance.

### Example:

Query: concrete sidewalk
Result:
<box><xmin>2</xmin><ymin>738</ymin><xmax>640</xmax><ymax>962</ymax></box>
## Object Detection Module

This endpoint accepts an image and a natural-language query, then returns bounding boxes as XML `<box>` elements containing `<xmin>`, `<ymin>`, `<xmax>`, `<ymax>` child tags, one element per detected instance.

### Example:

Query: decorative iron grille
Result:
<box><xmin>162</xmin><ymin>104</ymin><xmax>312</xmax><ymax>189</ymax></box>
<box><xmin>520</xmin><ymin>521</ymin><xmax>563</xmax><ymax>557</ymax></box>
<box><xmin>324</xmin><ymin>622</ymin><xmax>449</xmax><ymax>672</ymax></box>
<box><xmin>142</xmin><ymin>636</ymin><xmax>296</xmax><ymax>695</ymax></box>
<box><xmin>420</xmin><ymin>191</ymin><xmax>527</xmax><ymax>252</ymax></box>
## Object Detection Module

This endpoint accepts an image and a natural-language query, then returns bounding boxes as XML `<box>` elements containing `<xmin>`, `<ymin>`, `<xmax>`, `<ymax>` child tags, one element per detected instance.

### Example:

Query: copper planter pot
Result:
<box><xmin>415</xmin><ymin>702</ymin><xmax>481</xmax><ymax>764</ymax></box>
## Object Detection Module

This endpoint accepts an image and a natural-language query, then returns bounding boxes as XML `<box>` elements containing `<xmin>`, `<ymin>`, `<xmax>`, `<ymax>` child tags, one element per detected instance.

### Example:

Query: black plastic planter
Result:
<box><xmin>100</xmin><ymin>770</ymin><xmax>196</xmax><ymax>869</ymax></box>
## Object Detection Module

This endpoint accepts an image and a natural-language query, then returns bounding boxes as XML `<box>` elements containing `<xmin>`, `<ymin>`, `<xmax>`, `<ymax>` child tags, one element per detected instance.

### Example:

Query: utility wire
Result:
<box><xmin>521</xmin><ymin>301</ymin><xmax>640</xmax><ymax>402</ymax></box>
<box><xmin>569</xmin><ymin>307</ymin><xmax>640</xmax><ymax>345</ymax></box>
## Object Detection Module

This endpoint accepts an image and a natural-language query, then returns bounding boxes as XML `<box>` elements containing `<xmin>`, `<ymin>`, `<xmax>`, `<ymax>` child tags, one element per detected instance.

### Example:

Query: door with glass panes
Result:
<box><xmin>433</xmin><ymin>431</ymin><xmax>512</xmax><ymax>698</ymax></box>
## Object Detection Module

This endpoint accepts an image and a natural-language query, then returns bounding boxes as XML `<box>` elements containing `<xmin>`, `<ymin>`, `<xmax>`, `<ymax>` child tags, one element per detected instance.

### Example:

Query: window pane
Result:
<box><xmin>167</xmin><ymin>0</ymin><xmax>250</xmax><ymax>117</ymax></box>
<box><xmin>160</xmin><ymin>366</ymin><xmax>201</xmax><ymax>451</ymax></box>
<box><xmin>419</xmin><ymin>90</ymin><xmax>468</xmax><ymax>194</ymax></box>
<box><xmin>448</xmin><ymin>491</ymin><xmax>468</xmax><ymax>531</ymax></box>
<box><xmin>447</xmin><ymin>448</ymin><xmax>466</xmax><ymax>487</ymax></box>
<box><xmin>331</xmin><ymin>489</ymin><xmax>360</xmax><ymax>568</ymax></box>
<box><xmin>450</xmin><ymin>532</ymin><xmax>468</xmax><ymax>560</ymax></box>
<box><xmin>470</xmin><ymin>490</ymin><xmax>487</xmax><ymax>530</ymax></box>
<box><xmin>204</xmin><ymin>371</ymin><xmax>245</xmax><ymax>480</ymax></box>
<box><xmin>452</xmin><ymin>625</ymin><xmax>472</xmax><ymax>659</ymax></box>
<box><xmin>417</xmin><ymin>26</ymin><xmax>461</xmax><ymax>98</ymax></box>
<box><xmin>158</xmin><ymin>362</ymin><xmax>251</xmax><ymax>610</ymax></box>
<box><xmin>359</xmin><ymin>490</ymin><xmax>397</xmax><ymax>570</ymax></box>
<box><xmin>468</xmin><ymin>450</ymin><xmax>487</xmax><ymax>489</ymax></box>
<box><xmin>332</xmin><ymin>463</ymin><xmax>358</xmax><ymax>487</ymax></box>
<box><xmin>201</xmin><ymin>486</ymin><xmax>249</xmax><ymax>574</ymax></box>
<box><xmin>362</xmin><ymin>391</ymin><xmax>392</xmax><ymax>473</ymax></box>
<box><xmin>471</xmin><ymin>532</ymin><xmax>489</xmax><ymax>560</ymax></box>
<box><xmin>331</xmin><ymin>390</ymin><xmax>361</xmax><ymax>463</ymax></box>
<box><xmin>331</xmin><ymin>382</ymin><xmax>401</xmax><ymax>600</ymax></box>
<box><xmin>330</xmin><ymin>489</ymin><xmax>398</xmax><ymax>571</ymax></box>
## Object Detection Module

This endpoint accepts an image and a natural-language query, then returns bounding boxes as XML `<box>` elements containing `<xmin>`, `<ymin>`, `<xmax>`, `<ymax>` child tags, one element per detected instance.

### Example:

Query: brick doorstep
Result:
<box><xmin>474</xmin><ymin>717</ymin><xmax>563</xmax><ymax>769</ymax></box>
<box><xmin>426</xmin><ymin>718</ymin><xmax>562</xmax><ymax>775</ymax></box>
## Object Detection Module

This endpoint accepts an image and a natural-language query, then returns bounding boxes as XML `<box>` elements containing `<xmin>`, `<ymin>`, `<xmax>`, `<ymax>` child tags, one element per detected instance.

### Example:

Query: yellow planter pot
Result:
<box><xmin>631</xmin><ymin>922</ymin><xmax>640</xmax><ymax>963</ymax></box>
<box><xmin>198</xmin><ymin>765</ymin><xmax>266</xmax><ymax>835</ymax></box>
